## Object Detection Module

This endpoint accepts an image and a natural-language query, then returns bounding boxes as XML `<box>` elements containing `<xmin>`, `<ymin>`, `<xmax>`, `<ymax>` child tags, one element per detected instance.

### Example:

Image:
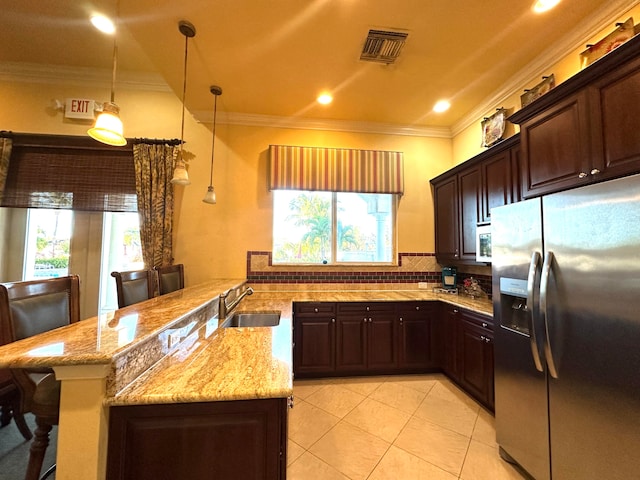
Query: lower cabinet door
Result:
<box><xmin>367</xmin><ymin>316</ymin><xmax>398</xmax><ymax>371</ymax></box>
<box><xmin>293</xmin><ymin>316</ymin><xmax>335</xmax><ymax>376</ymax></box>
<box><xmin>335</xmin><ymin>316</ymin><xmax>367</xmax><ymax>372</ymax></box>
<box><xmin>107</xmin><ymin>398</ymin><xmax>287</xmax><ymax>480</ymax></box>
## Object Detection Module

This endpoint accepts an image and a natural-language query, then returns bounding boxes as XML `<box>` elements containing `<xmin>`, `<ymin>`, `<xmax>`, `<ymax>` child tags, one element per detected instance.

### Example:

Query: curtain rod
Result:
<box><xmin>131</xmin><ymin>138</ymin><xmax>182</xmax><ymax>146</ymax></box>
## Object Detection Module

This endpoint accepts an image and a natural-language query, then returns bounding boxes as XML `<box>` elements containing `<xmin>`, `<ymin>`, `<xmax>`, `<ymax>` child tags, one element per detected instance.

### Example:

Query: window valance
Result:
<box><xmin>269</xmin><ymin>145</ymin><xmax>404</xmax><ymax>194</ymax></box>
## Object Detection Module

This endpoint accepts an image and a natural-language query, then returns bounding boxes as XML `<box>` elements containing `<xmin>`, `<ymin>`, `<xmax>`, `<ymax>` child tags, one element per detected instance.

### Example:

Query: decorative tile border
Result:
<box><xmin>246</xmin><ymin>251</ymin><xmax>492</xmax><ymax>294</ymax></box>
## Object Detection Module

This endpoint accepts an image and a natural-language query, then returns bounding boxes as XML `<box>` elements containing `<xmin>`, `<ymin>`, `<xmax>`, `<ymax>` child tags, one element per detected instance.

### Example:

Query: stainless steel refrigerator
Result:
<box><xmin>491</xmin><ymin>173</ymin><xmax>640</xmax><ymax>480</ymax></box>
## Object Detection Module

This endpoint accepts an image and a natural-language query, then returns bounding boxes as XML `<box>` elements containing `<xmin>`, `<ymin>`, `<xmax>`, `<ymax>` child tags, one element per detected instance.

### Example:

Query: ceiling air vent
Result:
<box><xmin>360</xmin><ymin>29</ymin><xmax>408</xmax><ymax>64</ymax></box>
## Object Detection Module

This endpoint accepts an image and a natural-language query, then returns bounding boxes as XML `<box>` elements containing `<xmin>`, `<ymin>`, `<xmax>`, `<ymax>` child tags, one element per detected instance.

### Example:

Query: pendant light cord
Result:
<box><xmin>180</xmin><ymin>31</ymin><xmax>189</xmax><ymax>156</ymax></box>
<box><xmin>209</xmin><ymin>94</ymin><xmax>218</xmax><ymax>186</ymax></box>
<box><xmin>111</xmin><ymin>0</ymin><xmax>119</xmax><ymax>103</ymax></box>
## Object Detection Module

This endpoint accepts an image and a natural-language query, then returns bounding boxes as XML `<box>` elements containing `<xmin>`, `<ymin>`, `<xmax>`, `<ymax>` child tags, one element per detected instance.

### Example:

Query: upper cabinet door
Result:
<box><xmin>519</xmin><ymin>90</ymin><xmax>595</xmax><ymax>198</ymax></box>
<box><xmin>589</xmin><ymin>53</ymin><xmax>640</xmax><ymax>179</ymax></box>
<box><xmin>458</xmin><ymin>165</ymin><xmax>482</xmax><ymax>260</ymax></box>
<box><xmin>481</xmin><ymin>149</ymin><xmax>513</xmax><ymax>222</ymax></box>
<box><xmin>433</xmin><ymin>176</ymin><xmax>459</xmax><ymax>262</ymax></box>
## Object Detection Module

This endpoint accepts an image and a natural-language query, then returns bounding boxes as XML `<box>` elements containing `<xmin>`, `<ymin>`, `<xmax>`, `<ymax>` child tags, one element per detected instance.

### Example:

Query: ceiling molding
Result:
<box><xmin>194</xmin><ymin>111</ymin><xmax>453</xmax><ymax>138</ymax></box>
<box><xmin>451</xmin><ymin>0</ymin><xmax>640</xmax><ymax>136</ymax></box>
<box><xmin>0</xmin><ymin>62</ymin><xmax>171</xmax><ymax>92</ymax></box>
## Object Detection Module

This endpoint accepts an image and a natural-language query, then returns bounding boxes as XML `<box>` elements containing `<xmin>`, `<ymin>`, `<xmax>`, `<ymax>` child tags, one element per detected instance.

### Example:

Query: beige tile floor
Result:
<box><xmin>287</xmin><ymin>374</ymin><xmax>526</xmax><ymax>480</ymax></box>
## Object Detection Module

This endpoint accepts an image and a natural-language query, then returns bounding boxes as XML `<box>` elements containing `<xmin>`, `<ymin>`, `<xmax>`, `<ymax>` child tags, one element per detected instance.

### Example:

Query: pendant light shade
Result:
<box><xmin>203</xmin><ymin>85</ymin><xmax>222</xmax><ymax>205</ymax></box>
<box><xmin>88</xmin><ymin>6</ymin><xmax>126</xmax><ymax>147</ymax></box>
<box><xmin>171</xmin><ymin>20</ymin><xmax>196</xmax><ymax>186</ymax></box>
<box><xmin>88</xmin><ymin>101</ymin><xmax>126</xmax><ymax>146</ymax></box>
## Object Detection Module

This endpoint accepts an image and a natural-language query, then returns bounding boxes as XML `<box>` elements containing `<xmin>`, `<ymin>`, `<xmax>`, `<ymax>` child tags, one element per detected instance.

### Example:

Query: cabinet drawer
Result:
<box><xmin>460</xmin><ymin>311</ymin><xmax>493</xmax><ymax>331</ymax></box>
<box><xmin>337</xmin><ymin>302</ymin><xmax>395</xmax><ymax>314</ymax></box>
<box><xmin>294</xmin><ymin>302</ymin><xmax>336</xmax><ymax>315</ymax></box>
<box><xmin>396</xmin><ymin>301</ymin><xmax>433</xmax><ymax>314</ymax></box>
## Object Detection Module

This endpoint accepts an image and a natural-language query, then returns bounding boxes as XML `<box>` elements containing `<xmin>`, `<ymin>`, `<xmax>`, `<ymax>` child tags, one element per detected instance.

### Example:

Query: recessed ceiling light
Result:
<box><xmin>90</xmin><ymin>14</ymin><xmax>115</xmax><ymax>34</ymax></box>
<box><xmin>317</xmin><ymin>93</ymin><xmax>333</xmax><ymax>105</ymax></box>
<box><xmin>532</xmin><ymin>0</ymin><xmax>561</xmax><ymax>13</ymax></box>
<box><xmin>433</xmin><ymin>100</ymin><xmax>451</xmax><ymax>113</ymax></box>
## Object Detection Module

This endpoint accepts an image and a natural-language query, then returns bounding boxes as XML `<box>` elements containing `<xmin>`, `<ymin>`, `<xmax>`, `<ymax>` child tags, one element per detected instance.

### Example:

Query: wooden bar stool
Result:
<box><xmin>110</xmin><ymin>269</ymin><xmax>155</xmax><ymax>308</ymax></box>
<box><xmin>0</xmin><ymin>275</ymin><xmax>81</xmax><ymax>480</ymax></box>
<box><xmin>153</xmin><ymin>264</ymin><xmax>185</xmax><ymax>295</ymax></box>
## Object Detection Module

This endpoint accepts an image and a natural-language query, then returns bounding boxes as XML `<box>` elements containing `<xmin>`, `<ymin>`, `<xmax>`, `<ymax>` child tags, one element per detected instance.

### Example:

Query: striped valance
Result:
<box><xmin>269</xmin><ymin>145</ymin><xmax>404</xmax><ymax>194</ymax></box>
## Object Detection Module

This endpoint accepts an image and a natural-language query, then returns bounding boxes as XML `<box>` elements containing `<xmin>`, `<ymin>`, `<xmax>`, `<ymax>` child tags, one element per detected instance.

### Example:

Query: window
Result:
<box><xmin>273</xmin><ymin>190</ymin><xmax>395</xmax><ymax>264</ymax></box>
<box><xmin>23</xmin><ymin>209</ymin><xmax>73</xmax><ymax>280</ymax></box>
<box><xmin>98</xmin><ymin>212</ymin><xmax>143</xmax><ymax>314</ymax></box>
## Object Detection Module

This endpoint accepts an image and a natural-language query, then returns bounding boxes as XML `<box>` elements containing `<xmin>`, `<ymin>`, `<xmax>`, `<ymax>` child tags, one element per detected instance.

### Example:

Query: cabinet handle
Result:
<box><xmin>480</xmin><ymin>335</ymin><xmax>486</xmax><ymax>341</ymax></box>
<box><xmin>366</xmin><ymin>306</ymin><xmax>370</xmax><ymax>311</ymax></box>
<box><xmin>453</xmin><ymin>309</ymin><xmax>458</xmax><ymax>314</ymax></box>
<box><xmin>314</xmin><ymin>308</ymin><xmax>319</xmax><ymax>313</ymax></box>
<box><xmin>578</xmin><ymin>172</ymin><xmax>588</xmax><ymax>178</ymax></box>
<box><xmin>331</xmin><ymin>318</ymin><xmax>335</xmax><ymax>323</ymax></box>
<box><xmin>482</xmin><ymin>322</ymin><xmax>488</xmax><ymax>328</ymax></box>
<box><xmin>288</xmin><ymin>395</ymin><xmax>294</xmax><ymax>409</ymax></box>
<box><xmin>485</xmin><ymin>337</ymin><xmax>491</xmax><ymax>343</ymax></box>
<box><xmin>590</xmin><ymin>168</ymin><xmax>600</xmax><ymax>175</ymax></box>
<box><xmin>399</xmin><ymin>317</ymin><xmax>403</xmax><ymax>325</ymax></box>
<box><xmin>369</xmin><ymin>317</ymin><xmax>372</xmax><ymax>323</ymax></box>
<box><xmin>364</xmin><ymin>317</ymin><xmax>367</xmax><ymax>323</ymax></box>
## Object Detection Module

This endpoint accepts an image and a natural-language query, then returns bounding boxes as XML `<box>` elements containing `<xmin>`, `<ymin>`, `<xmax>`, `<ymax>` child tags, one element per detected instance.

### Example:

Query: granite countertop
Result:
<box><xmin>0</xmin><ymin>278</ymin><xmax>247</xmax><ymax>370</ymax></box>
<box><xmin>0</xmin><ymin>281</ymin><xmax>493</xmax><ymax>407</ymax></box>
<box><xmin>109</xmin><ymin>288</ymin><xmax>492</xmax><ymax>405</ymax></box>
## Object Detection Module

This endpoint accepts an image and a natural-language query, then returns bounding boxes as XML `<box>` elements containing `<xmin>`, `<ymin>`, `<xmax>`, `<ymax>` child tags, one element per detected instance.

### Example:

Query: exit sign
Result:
<box><xmin>64</xmin><ymin>98</ymin><xmax>96</xmax><ymax>120</ymax></box>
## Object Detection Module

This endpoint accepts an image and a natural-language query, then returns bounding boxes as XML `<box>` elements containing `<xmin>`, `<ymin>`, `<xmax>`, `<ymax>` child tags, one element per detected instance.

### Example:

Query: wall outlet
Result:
<box><xmin>418</xmin><ymin>282</ymin><xmax>429</xmax><ymax>289</ymax></box>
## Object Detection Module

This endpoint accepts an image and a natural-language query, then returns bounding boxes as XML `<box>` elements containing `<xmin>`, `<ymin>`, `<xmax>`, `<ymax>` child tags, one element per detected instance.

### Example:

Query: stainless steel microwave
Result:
<box><xmin>476</xmin><ymin>224</ymin><xmax>492</xmax><ymax>263</ymax></box>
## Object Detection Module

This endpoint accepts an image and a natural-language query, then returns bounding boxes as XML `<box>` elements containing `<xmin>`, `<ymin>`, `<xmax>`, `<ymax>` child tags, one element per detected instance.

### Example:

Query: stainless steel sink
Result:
<box><xmin>222</xmin><ymin>311</ymin><xmax>281</xmax><ymax>328</ymax></box>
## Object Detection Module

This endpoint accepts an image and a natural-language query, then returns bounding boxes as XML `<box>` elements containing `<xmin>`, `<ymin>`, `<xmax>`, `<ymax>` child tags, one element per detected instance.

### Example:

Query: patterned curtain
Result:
<box><xmin>132</xmin><ymin>143</ymin><xmax>177</xmax><ymax>269</ymax></box>
<box><xmin>0</xmin><ymin>137</ymin><xmax>12</xmax><ymax>202</ymax></box>
<box><xmin>269</xmin><ymin>144</ymin><xmax>404</xmax><ymax>194</ymax></box>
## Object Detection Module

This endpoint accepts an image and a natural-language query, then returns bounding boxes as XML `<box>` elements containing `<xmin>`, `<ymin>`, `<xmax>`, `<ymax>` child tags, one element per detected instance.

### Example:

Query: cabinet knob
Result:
<box><xmin>590</xmin><ymin>168</ymin><xmax>600</xmax><ymax>175</ymax></box>
<box><xmin>331</xmin><ymin>318</ymin><xmax>335</xmax><ymax>323</ymax></box>
<box><xmin>453</xmin><ymin>309</ymin><xmax>458</xmax><ymax>314</ymax></box>
<box><xmin>369</xmin><ymin>318</ymin><xmax>372</xmax><ymax>323</ymax></box>
<box><xmin>366</xmin><ymin>306</ymin><xmax>370</xmax><ymax>311</ymax></box>
<box><xmin>480</xmin><ymin>335</ymin><xmax>486</xmax><ymax>341</ymax></box>
<box><xmin>485</xmin><ymin>337</ymin><xmax>491</xmax><ymax>343</ymax></box>
<box><xmin>482</xmin><ymin>322</ymin><xmax>488</xmax><ymax>328</ymax></box>
<box><xmin>415</xmin><ymin>306</ymin><xmax>420</xmax><ymax>311</ymax></box>
<box><xmin>314</xmin><ymin>308</ymin><xmax>319</xmax><ymax>313</ymax></box>
<box><xmin>578</xmin><ymin>172</ymin><xmax>588</xmax><ymax>178</ymax></box>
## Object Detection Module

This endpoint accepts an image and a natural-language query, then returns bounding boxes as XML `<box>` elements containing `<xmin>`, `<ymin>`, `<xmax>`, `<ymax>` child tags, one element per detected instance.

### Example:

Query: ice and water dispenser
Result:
<box><xmin>498</xmin><ymin>277</ymin><xmax>532</xmax><ymax>335</ymax></box>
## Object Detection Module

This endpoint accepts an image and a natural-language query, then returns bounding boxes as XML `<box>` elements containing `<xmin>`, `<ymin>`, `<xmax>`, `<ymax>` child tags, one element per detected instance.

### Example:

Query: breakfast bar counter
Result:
<box><xmin>0</xmin><ymin>280</ymin><xmax>492</xmax><ymax>479</ymax></box>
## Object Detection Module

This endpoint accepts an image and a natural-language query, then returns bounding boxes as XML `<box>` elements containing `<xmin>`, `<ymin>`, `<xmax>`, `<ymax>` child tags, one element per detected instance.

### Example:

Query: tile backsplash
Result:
<box><xmin>246</xmin><ymin>251</ymin><xmax>492</xmax><ymax>295</ymax></box>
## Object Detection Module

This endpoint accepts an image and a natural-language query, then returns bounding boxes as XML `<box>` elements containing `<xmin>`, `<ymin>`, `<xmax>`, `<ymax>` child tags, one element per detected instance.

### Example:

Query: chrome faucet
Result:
<box><xmin>219</xmin><ymin>286</ymin><xmax>254</xmax><ymax>319</ymax></box>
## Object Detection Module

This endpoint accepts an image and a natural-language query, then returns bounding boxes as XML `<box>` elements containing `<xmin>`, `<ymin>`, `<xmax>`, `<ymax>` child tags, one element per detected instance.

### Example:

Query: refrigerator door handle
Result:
<box><xmin>540</xmin><ymin>251</ymin><xmax>559</xmax><ymax>379</ymax></box>
<box><xmin>527</xmin><ymin>251</ymin><xmax>544</xmax><ymax>372</ymax></box>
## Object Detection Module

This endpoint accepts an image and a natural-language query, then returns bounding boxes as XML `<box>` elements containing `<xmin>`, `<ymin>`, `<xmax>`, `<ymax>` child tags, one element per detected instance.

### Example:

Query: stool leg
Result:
<box><xmin>14</xmin><ymin>409</ymin><xmax>33</xmax><ymax>441</ymax></box>
<box><xmin>24</xmin><ymin>417</ymin><xmax>52</xmax><ymax>480</ymax></box>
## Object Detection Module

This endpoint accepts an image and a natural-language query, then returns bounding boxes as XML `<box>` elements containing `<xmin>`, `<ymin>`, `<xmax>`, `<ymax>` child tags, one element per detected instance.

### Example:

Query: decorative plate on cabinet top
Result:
<box><xmin>481</xmin><ymin>108</ymin><xmax>507</xmax><ymax>148</ymax></box>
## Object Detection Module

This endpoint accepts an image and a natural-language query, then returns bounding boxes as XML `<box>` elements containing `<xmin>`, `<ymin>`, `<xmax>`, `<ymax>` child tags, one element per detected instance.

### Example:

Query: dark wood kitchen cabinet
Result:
<box><xmin>510</xmin><ymin>33</ymin><xmax>640</xmax><ymax>198</ymax></box>
<box><xmin>107</xmin><ymin>398</ymin><xmax>288</xmax><ymax>480</ymax></box>
<box><xmin>397</xmin><ymin>301</ymin><xmax>435</xmax><ymax>370</ymax></box>
<box><xmin>458</xmin><ymin>309</ymin><xmax>494</xmax><ymax>410</ymax></box>
<box><xmin>432</xmin><ymin>164</ymin><xmax>481</xmax><ymax>263</ymax></box>
<box><xmin>293</xmin><ymin>302</ymin><xmax>336</xmax><ymax>376</ymax></box>
<box><xmin>431</xmin><ymin>135</ymin><xmax>520</xmax><ymax>264</ymax></box>
<box><xmin>437</xmin><ymin>303</ymin><xmax>494</xmax><ymax>411</ymax></box>
<box><xmin>335</xmin><ymin>302</ymin><xmax>397</xmax><ymax>373</ymax></box>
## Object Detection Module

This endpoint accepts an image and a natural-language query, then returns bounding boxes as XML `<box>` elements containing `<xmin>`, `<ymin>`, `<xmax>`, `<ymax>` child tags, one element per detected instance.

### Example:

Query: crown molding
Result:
<box><xmin>193</xmin><ymin>110</ymin><xmax>453</xmax><ymax>138</ymax></box>
<box><xmin>451</xmin><ymin>0</ymin><xmax>640</xmax><ymax>136</ymax></box>
<box><xmin>0</xmin><ymin>62</ymin><xmax>171</xmax><ymax>92</ymax></box>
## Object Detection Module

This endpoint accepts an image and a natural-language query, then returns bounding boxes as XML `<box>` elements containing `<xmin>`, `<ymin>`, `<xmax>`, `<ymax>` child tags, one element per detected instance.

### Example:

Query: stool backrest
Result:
<box><xmin>111</xmin><ymin>269</ymin><xmax>155</xmax><ymax>308</ymax></box>
<box><xmin>154</xmin><ymin>264</ymin><xmax>185</xmax><ymax>295</ymax></box>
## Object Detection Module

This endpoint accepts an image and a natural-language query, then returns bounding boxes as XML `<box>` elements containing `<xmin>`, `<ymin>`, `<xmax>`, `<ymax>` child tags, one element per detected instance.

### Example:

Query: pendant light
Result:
<box><xmin>203</xmin><ymin>86</ymin><xmax>222</xmax><ymax>204</ymax></box>
<box><xmin>171</xmin><ymin>20</ymin><xmax>196</xmax><ymax>185</ymax></box>
<box><xmin>88</xmin><ymin>6</ymin><xmax>126</xmax><ymax>146</ymax></box>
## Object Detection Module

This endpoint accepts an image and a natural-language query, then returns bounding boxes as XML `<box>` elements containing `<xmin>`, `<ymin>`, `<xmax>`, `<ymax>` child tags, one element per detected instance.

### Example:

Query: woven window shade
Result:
<box><xmin>269</xmin><ymin>145</ymin><xmax>404</xmax><ymax>194</ymax></box>
<box><xmin>1</xmin><ymin>134</ymin><xmax>137</xmax><ymax>212</ymax></box>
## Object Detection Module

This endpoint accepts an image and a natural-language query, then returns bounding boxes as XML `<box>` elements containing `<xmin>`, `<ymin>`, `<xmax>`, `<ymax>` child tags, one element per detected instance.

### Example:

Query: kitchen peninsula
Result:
<box><xmin>0</xmin><ymin>280</ymin><xmax>491</xmax><ymax>480</ymax></box>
